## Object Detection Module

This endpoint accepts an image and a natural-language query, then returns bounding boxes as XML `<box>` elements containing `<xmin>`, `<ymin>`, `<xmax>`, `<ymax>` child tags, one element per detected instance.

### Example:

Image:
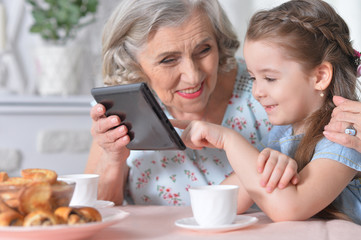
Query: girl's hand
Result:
<box><xmin>170</xmin><ymin>119</ymin><xmax>227</xmax><ymax>149</ymax></box>
<box><xmin>172</xmin><ymin>119</ymin><xmax>300</xmax><ymax>193</ymax></box>
<box><xmin>257</xmin><ymin>148</ymin><xmax>300</xmax><ymax>193</ymax></box>
<box><xmin>90</xmin><ymin>103</ymin><xmax>130</xmax><ymax>160</ymax></box>
<box><xmin>323</xmin><ymin>96</ymin><xmax>361</xmax><ymax>153</ymax></box>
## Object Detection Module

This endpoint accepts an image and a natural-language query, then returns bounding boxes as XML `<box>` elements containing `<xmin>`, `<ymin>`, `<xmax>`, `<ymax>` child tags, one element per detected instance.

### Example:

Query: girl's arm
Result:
<box><xmin>221</xmin><ymin>148</ymin><xmax>299</xmax><ymax>214</ymax></box>
<box><xmin>257</xmin><ymin>148</ymin><xmax>299</xmax><ymax>192</ymax></box>
<box><xmin>175</xmin><ymin>120</ymin><xmax>358</xmax><ymax>221</ymax></box>
<box><xmin>221</xmin><ymin>148</ymin><xmax>300</xmax><ymax>213</ymax></box>
<box><xmin>221</xmin><ymin>173</ymin><xmax>254</xmax><ymax>214</ymax></box>
<box><xmin>173</xmin><ymin>119</ymin><xmax>299</xmax><ymax>192</ymax></box>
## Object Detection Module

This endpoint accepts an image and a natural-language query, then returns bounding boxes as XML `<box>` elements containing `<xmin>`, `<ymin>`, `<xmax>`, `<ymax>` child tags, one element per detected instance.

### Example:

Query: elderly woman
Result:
<box><xmin>86</xmin><ymin>0</ymin><xmax>297</xmax><ymax>206</ymax></box>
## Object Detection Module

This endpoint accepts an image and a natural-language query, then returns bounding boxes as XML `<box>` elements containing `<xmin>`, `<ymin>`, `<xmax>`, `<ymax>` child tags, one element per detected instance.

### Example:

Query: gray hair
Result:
<box><xmin>101</xmin><ymin>0</ymin><xmax>240</xmax><ymax>85</ymax></box>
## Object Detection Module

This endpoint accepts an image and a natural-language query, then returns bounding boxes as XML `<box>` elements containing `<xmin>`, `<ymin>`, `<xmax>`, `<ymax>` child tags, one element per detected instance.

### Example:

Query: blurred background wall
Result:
<box><xmin>0</xmin><ymin>0</ymin><xmax>360</xmax><ymax>176</ymax></box>
<box><xmin>0</xmin><ymin>0</ymin><xmax>360</xmax><ymax>96</ymax></box>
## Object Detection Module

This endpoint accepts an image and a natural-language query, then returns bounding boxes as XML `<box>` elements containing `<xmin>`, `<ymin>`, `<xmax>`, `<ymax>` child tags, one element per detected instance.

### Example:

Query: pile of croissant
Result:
<box><xmin>0</xmin><ymin>168</ymin><xmax>102</xmax><ymax>227</ymax></box>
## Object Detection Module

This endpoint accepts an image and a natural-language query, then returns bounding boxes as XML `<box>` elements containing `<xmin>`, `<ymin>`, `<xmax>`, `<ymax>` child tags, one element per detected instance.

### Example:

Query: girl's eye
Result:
<box><xmin>265</xmin><ymin>77</ymin><xmax>276</xmax><ymax>82</ymax></box>
<box><xmin>248</xmin><ymin>76</ymin><xmax>256</xmax><ymax>81</ymax></box>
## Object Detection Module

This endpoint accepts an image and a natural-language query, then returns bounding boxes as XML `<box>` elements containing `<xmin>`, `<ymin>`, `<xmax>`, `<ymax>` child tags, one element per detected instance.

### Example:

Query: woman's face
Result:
<box><xmin>136</xmin><ymin>11</ymin><xmax>219</xmax><ymax>118</ymax></box>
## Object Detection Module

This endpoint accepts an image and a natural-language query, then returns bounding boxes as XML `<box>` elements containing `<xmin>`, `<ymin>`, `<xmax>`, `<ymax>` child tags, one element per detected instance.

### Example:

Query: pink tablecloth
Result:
<box><xmin>92</xmin><ymin>205</ymin><xmax>361</xmax><ymax>240</ymax></box>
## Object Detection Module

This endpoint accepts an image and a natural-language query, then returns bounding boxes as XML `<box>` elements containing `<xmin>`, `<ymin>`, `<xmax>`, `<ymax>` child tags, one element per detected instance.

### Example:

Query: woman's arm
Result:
<box><xmin>176</xmin><ymin>120</ymin><xmax>358</xmax><ymax>221</ymax></box>
<box><xmin>324</xmin><ymin>96</ymin><xmax>361</xmax><ymax>152</ymax></box>
<box><xmin>85</xmin><ymin>141</ymin><xmax>129</xmax><ymax>205</ymax></box>
<box><xmin>85</xmin><ymin>103</ymin><xmax>131</xmax><ymax>205</ymax></box>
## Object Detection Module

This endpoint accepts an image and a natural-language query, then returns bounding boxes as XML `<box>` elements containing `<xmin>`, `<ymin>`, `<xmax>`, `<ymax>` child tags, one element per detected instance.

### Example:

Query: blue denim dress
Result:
<box><xmin>259</xmin><ymin>125</ymin><xmax>361</xmax><ymax>224</ymax></box>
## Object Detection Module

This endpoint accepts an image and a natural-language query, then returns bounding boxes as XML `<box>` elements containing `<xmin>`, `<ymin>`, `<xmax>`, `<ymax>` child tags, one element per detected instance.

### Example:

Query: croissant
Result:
<box><xmin>18</xmin><ymin>181</ymin><xmax>52</xmax><ymax>215</ymax></box>
<box><xmin>23</xmin><ymin>209</ymin><xmax>58</xmax><ymax>226</ymax></box>
<box><xmin>0</xmin><ymin>177</ymin><xmax>32</xmax><ymax>186</ymax></box>
<box><xmin>21</xmin><ymin>169</ymin><xmax>57</xmax><ymax>185</ymax></box>
<box><xmin>0</xmin><ymin>186</ymin><xmax>21</xmax><ymax>210</ymax></box>
<box><xmin>0</xmin><ymin>199</ymin><xmax>14</xmax><ymax>213</ymax></box>
<box><xmin>0</xmin><ymin>211</ymin><xmax>24</xmax><ymax>226</ymax></box>
<box><xmin>77</xmin><ymin>207</ymin><xmax>102</xmax><ymax>222</ymax></box>
<box><xmin>54</xmin><ymin>206</ymin><xmax>87</xmax><ymax>225</ymax></box>
<box><xmin>54</xmin><ymin>206</ymin><xmax>102</xmax><ymax>225</ymax></box>
<box><xmin>0</xmin><ymin>172</ymin><xmax>9</xmax><ymax>182</ymax></box>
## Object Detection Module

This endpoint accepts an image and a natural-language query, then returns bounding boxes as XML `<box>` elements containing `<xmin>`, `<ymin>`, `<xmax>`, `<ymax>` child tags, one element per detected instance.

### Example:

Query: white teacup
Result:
<box><xmin>58</xmin><ymin>174</ymin><xmax>99</xmax><ymax>206</ymax></box>
<box><xmin>189</xmin><ymin>185</ymin><xmax>239</xmax><ymax>227</ymax></box>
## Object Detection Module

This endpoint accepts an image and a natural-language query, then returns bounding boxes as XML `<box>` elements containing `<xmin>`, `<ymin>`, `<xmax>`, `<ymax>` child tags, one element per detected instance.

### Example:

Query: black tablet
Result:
<box><xmin>91</xmin><ymin>82</ymin><xmax>186</xmax><ymax>150</ymax></box>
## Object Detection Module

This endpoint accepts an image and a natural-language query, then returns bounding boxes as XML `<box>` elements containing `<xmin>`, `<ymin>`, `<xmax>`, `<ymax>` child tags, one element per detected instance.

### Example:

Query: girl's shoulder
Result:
<box><xmin>312</xmin><ymin>137</ymin><xmax>361</xmax><ymax>171</ymax></box>
<box><xmin>259</xmin><ymin>125</ymin><xmax>302</xmax><ymax>156</ymax></box>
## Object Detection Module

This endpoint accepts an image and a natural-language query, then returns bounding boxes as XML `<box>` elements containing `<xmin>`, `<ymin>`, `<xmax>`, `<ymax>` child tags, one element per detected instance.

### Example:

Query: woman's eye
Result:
<box><xmin>200</xmin><ymin>46</ymin><xmax>211</xmax><ymax>54</ymax></box>
<box><xmin>160</xmin><ymin>57</ymin><xmax>176</xmax><ymax>64</ymax></box>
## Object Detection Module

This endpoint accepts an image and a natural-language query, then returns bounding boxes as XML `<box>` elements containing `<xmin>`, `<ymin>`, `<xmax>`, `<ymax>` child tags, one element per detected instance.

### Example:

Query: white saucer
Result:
<box><xmin>93</xmin><ymin>200</ymin><xmax>115</xmax><ymax>208</ymax></box>
<box><xmin>174</xmin><ymin>215</ymin><xmax>258</xmax><ymax>233</ymax></box>
<box><xmin>70</xmin><ymin>200</ymin><xmax>115</xmax><ymax>209</ymax></box>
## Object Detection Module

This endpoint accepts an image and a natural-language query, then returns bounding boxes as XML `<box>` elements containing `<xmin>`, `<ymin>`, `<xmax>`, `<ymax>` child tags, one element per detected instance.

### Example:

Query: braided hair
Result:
<box><xmin>246</xmin><ymin>0</ymin><xmax>359</xmax><ymax>220</ymax></box>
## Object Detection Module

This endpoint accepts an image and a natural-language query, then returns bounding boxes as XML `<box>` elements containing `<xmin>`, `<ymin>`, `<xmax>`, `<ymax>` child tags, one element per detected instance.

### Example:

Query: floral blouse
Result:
<box><xmin>125</xmin><ymin>59</ymin><xmax>271</xmax><ymax>206</ymax></box>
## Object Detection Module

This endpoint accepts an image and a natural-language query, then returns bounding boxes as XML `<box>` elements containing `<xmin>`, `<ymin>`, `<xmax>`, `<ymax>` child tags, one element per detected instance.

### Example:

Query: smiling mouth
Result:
<box><xmin>264</xmin><ymin>104</ymin><xmax>277</xmax><ymax>112</ymax></box>
<box><xmin>178</xmin><ymin>84</ymin><xmax>202</xmax><ymax>94</ymax></box>
<box><xmin>176</xmin><ymin>82</ymin><xmax>204</xmax><ymax>99</ymax></box>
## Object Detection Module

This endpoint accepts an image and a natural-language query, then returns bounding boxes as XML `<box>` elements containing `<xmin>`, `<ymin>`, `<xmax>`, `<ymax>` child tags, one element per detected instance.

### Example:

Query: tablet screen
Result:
<box><xmin>91</xmin><ymin>83</ymin><xmax>186</xmax><ymax>150</ymax></box>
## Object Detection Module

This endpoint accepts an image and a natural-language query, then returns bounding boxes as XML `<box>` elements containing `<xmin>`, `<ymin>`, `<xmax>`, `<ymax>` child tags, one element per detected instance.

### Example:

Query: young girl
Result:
<box><xmin>172</xmin><ymin>0</ymin><xmax>361</xmax><ymax>224</ymax></box>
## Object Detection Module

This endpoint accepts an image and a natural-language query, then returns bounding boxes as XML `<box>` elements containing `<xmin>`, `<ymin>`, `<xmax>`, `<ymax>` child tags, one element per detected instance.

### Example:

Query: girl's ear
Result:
<box><xmin>313</xmin><ymin>61</ymin><xmax>333</xmax><ymax>91</ymax></box>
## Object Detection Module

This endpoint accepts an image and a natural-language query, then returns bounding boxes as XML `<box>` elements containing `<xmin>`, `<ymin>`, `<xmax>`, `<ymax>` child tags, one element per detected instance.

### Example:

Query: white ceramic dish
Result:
<box><xmin>175</xmin><ymin>215</ymin><xmax>258</xmax><ymax>233</ymax></box>
<box><xmin>0</xmin><ymin>208</ymin><xmax>128</xmax><ymax>240</ymax></box>
<box><xmin>70</xmin><ymin>200</ymin><xmax>115</xmax><ymax>209</ymax></box>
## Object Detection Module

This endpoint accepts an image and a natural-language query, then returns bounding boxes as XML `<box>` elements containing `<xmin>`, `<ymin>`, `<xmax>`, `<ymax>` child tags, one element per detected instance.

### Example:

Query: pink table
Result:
<box><xmin>92</xmin><ymin>205</ymin><xmax>361</xmax><ymax>240</ymax></box>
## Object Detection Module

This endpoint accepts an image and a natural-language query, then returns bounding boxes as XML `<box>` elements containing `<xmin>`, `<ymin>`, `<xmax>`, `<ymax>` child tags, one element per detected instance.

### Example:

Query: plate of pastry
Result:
<box><xmin>0</xmin><ymin>168</ymin><xmax>129</xmax><ymax>240</ymax></box>
<box><xmin>0</xmin><ymin>207</ymin><xmax>129</xmax><ymax>240</ymax></box>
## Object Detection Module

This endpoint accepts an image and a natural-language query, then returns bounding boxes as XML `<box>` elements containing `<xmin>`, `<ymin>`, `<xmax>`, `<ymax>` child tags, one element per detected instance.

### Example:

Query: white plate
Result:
<box><xmin>175</xmin><ymin>215</ymin><xmax>258</xmax><ymax>233</ymax></box>
<box><xmin>0</xmin><ymin>208</ymin><xmax>129</xmax><ymax>240</ymax></box>
<box><xmin>70</xmin><ymin>200</ymin><xmax>115</xmax><ymax>209</ymax></box>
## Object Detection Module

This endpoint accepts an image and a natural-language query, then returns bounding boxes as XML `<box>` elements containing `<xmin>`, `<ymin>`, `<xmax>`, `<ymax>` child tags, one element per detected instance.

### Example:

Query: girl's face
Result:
<box><xmin>243</xmin><ymin>40</ymin><xmax>323</xmax><ymax>134</ymax></box>
<box><xmin>136</xmin><ymin>11</ymin><xmax>219</xmax><ymax>119</ymax></box>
